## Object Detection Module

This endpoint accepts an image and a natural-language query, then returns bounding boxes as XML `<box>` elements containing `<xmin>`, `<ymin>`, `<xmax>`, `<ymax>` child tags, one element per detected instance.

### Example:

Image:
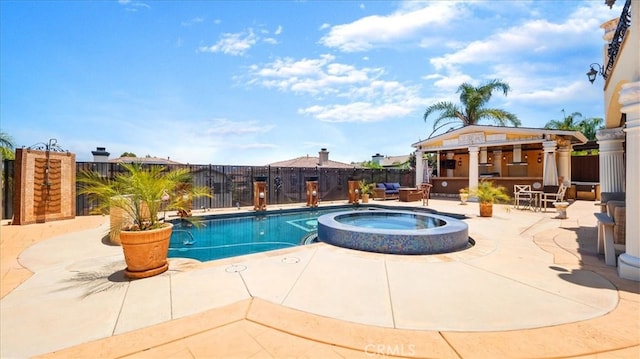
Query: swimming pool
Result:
<box><xmin>168</xmin><ymin>205</ymin><xmax>461</xmax><ymax>262</ymax></box>
<box><xmin>168</xmin><ymin>207</ymin><xmax>346</xmax><ymax>262</ymax></box>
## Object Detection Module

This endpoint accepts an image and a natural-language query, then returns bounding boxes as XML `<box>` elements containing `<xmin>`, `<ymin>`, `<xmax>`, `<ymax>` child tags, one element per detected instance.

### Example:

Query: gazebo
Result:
<box><xmin>412</xmin><ymin>125</ymin><xmax>588</xmax><ymax>197</ymax></box>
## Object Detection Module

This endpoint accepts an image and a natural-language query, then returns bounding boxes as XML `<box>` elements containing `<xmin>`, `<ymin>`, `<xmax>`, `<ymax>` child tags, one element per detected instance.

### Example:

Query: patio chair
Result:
<box><xmin>540</xmin><ymin>184</ymin><xmax>567</xmax><ymax>212</ymax></box>
<box><xmin>513</xmin><ymin>184</ymin><xmax>533</xmax><ymax>210</ymax></box>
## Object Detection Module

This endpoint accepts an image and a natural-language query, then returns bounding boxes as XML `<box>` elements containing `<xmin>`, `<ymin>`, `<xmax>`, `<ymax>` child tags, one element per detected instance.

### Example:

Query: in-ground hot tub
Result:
<box><xmin>317</xmin><ymin>210</ymin><xmax>470</xmax><ymax>255</ymax></box>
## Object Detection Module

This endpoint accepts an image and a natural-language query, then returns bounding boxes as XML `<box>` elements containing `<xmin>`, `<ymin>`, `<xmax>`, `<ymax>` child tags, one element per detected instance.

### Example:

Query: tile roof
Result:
<box><xmin>268</xmin><ymin>155</ymin><xmax>358</xmax><ymax>168</ymax></box>
<box><xmin>108</xmin><ymin>156</ymin><xmax>183</xmax><ymax>165</ymax></box>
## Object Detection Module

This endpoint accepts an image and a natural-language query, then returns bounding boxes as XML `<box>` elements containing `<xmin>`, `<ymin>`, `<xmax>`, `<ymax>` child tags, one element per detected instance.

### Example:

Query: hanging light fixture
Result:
<box><xmin>586</xmin><ymin>63</ymin><xmax>604</xmax><ymax>84</ymax></box>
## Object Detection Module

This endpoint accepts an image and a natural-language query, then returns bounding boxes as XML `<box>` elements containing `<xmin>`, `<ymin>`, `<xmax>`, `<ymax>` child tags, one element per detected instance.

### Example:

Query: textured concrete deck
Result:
<box><xmin>1</xmin><ymin>199</ymin><xmax>639</xmax><ymax>358</ymax></box>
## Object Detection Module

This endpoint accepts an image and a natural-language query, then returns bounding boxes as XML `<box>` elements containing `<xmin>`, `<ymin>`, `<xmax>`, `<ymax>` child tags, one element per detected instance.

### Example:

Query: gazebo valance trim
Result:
<box><xmin>412</xmin><ymin>125</ymin><xmax>587</xmax><ymax>152</ymax></box>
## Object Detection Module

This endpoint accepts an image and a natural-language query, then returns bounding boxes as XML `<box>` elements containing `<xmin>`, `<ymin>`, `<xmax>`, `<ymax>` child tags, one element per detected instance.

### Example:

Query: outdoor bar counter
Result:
<box><xmin>430</xmin><ymin>177</ymin><xmax>544</xmax><ymax>197</ymax></box>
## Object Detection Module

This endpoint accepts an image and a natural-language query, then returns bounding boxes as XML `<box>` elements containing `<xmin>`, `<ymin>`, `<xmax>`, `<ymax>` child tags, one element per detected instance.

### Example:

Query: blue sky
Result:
<box><xmin>0</xmin><ymin>0</ymin><xmax>621</xmax><ymax>165</ymax></box>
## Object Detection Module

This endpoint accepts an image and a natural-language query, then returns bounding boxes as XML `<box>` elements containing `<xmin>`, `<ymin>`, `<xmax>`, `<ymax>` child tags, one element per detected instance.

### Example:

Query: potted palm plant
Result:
<box><xmin>358</xmin><ymin>180</ymin><xmax>373</xmax><ymax>203</ymax></box>
<box><xmin>470</xmin><ymin>180</ymin><xmax>510</xmax><ymax>217</ymax></box>
<box><xmin>78</xmin><ymin>163</ymin><xmax>211</xmax><ymax>279</ymax></box>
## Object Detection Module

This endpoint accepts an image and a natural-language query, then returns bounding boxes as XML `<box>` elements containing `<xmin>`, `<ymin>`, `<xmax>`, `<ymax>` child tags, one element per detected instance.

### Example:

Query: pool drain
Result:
<box><xmin>281</xmin><ymin>257</ymin><xmax>300</xmax><ymax>264</ymax></box>
<box><xmin>225</xmin><ymin>264</ymin><xmax>247</xmax><ymax>273</ymax></box>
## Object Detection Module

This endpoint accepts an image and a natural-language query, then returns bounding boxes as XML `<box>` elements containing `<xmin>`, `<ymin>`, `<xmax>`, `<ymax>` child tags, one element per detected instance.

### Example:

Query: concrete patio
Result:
<box><xmin>1</xmin><ymin>198</ymin><xmax>638</xmax><ymax>358</ymax></box>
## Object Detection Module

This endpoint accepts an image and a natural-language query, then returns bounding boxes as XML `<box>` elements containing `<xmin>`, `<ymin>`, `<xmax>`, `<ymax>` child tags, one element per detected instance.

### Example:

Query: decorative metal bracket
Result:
<box><xmin>26</xmin><ymin>138</ymin><xmax>68</xmax><ymax>152</ymax></box>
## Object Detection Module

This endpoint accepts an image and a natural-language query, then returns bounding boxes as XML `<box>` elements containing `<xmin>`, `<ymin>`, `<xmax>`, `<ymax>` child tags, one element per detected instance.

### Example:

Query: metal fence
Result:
<box><xmin>1</xmin><ymin>160</ymin><xmax>415</xmax><ymax>219</ymax></box>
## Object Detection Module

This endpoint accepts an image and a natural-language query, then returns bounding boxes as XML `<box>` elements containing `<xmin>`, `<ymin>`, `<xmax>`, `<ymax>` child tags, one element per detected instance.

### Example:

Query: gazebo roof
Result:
<box><xmin>412</xmin><ymin>125</ymin><xmax>588</xmax><ymax>152</ymax></box>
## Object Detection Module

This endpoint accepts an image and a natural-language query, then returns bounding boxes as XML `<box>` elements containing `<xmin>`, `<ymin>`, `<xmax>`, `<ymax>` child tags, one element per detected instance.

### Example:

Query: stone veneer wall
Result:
<box><xmin>12</xmin><ymin>148</ymin><xmax>76</xmax><ymax>225</ymax></box>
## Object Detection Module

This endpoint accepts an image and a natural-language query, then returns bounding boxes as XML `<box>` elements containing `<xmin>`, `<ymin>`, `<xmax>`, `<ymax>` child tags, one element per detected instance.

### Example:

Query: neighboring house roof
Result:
<box><xmin>379</xmin><ymin>155</ymin><xmax>410</xmax><ymax>168</ymax></box>
<box><xmin>108</xmin><ymin>156</ymin><xmax>183</xmax><ymax>165</ymax></box>
<box><xmin>268</xmin><ymin>155</ymin><xmax>358</xmax><ymax>168</ymax></box>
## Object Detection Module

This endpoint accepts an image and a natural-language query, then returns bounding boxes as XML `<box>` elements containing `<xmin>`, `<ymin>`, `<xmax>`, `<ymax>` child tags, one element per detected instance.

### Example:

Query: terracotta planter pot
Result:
<box><xmin>479</xmin><ymin>202</ymin><xmax>493</xmax><ymax>217</ymax></box>
<box><xmin>119</xmin><ymin>223</ymin><xmax>173</xmax><ymax>279</ymax></box>
<box><xmin>361</xmin><ymin>194</ymin><xmax>370</xmax><ymax>203</ymax></box>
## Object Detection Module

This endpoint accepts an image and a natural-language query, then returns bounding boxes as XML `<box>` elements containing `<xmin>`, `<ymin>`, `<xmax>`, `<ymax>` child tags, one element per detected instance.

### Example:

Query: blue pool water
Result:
<box><xmin>168</xmin><ymin>207</ymin><xmax>346</xmax><ymax>262</ymax></box>
<box><xmin>168</xmin><ymin>205</ymin><xmax>458</xmax><ymax>262</ymax></box>
<box><xmin>336</xmin><ymin>212</ymin><xmax>444</xmax><ymax>230</ymax></box>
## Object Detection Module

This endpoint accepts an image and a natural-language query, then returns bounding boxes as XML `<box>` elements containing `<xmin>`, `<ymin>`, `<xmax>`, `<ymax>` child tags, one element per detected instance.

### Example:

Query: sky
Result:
<box><xmin>0</xmin><ymin>0</ymin><xmax>622</xmax><ymax>165</ymax></box>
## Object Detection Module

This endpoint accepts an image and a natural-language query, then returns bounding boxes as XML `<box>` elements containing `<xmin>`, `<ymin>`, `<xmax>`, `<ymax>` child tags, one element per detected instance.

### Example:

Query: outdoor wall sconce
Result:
<box><xmin>306</xmin><ymin>178</ymin><xmax>319</xmax><ymax>207</ymax></box>
<box><xmin>253</xmin><ymin>179</ymin><xmax>267</xmax><ymax>211</ymax></box>
<box><xmin>586</xmin><ymin>63</ymin><xmax>604</xmax><ymax>84</ymax></box>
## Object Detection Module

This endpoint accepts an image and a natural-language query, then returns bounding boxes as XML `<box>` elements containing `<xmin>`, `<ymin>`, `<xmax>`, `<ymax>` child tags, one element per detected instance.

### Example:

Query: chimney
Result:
<box><xmin>91</xmin><ymin>147</ymin><xmax>110</xmax><ymax>162</ymax></box>
<box><xmin>318</xmin><ymin>148</ymin><xmax>329</xmax><ymax>166</ymax></box>
<box><xmin>372</xmin><ymin>153</ymin><xmax>384</xmax><ymax>165</ymax></box>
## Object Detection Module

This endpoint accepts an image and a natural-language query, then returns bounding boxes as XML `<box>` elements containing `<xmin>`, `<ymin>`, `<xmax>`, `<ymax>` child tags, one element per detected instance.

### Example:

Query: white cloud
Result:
<box><xmin>299</xmin><ymin>101</ymin><xmax>414</xmax><ymax>123</ymax></box>
<box><xmin>319</xmin><ymin>2</ymin><xmax>458</xmax><ymax>52</ymax></box>
<box><xmin>181</xmin><ymin>17</ymin><xmax>204</xmax><ymax>27</ymax></box>
<box><xmin>198</xmin><ymin>29</ymin><xmax>258</xmax><ymax>56</ymax></box>
<box><xmin>247</xmin><ymin>53</ymin><xmax>426</xmax><ymax>123</ymax></box>
<box><xmin>203</xmin><ymin>119</ymin><xmax>275</xmax><ymax>136</ymax></box>
<box><xmin>249</xmin><ymin>54</ymin><xmax>385</xmax><ymax>95</ymax></box>
<box><xmin>430</xmin><ymin>3</ymin><xmax>609</xmax><ymax>70</ymax></box>
<box><xmin>118</xmin><ymin>0</ymin><xmax>150</xmax><ymax>12</ymax></box>
<box><xmin>198</xmin><ymin>25</ymin><xmax>282</xmax><ymax>56</ymax></box>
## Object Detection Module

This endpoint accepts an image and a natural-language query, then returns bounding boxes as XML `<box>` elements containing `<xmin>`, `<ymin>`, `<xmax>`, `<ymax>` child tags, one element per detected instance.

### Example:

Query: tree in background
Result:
<box><xmin>0</xmin><ymin>132</ymin><xmax>16</xmax><ymax>160</ymax></box>
<box><xmin>578</xmin><ymin>117</ymin><xmax>604</xmax><ymax>141</ymax></box>
<box><xmin>120</xmin><ymin>152</ymin><xmax>137</xmax><ymax>157</ymax></box>
<box><xmin>360</xmin><ymin>160</ymin><xmax>383</xmax><ymax>169</ymax></box>
<box><xmin>544</xmin><ymin>111</ymin><xmax>603</xmax><ymax>141</ymax></box>
<box><xmin>423</xmin><ymin>79</ymin><xmax>520</xmax><ymax>138</ymax></box>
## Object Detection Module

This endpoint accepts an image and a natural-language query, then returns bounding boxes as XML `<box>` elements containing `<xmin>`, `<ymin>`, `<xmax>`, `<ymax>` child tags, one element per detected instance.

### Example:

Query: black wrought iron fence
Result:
<box><xmin>1</xmin><ymin>160</ymin><xmax>415</xmax><ymax>219</ymax></box>
<box><xmin>2</xmin><ymin>159</ymin><xmax>14</xmax><ymax>219</ymax></box>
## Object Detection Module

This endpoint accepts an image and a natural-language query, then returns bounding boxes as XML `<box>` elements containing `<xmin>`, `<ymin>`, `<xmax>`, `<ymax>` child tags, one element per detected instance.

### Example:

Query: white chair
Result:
<box><xmin>514</xmin><ymin>184</ymin><xmax>533</xmax><ymax>209</ymax></box>
<box><xmin>541</xmin><ymin>184</ymin><xmax>567</xmax><ymax>212</ymax></box>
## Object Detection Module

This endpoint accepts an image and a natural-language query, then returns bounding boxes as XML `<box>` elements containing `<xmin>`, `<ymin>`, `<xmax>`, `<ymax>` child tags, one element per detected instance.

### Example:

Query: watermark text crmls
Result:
<box><xmin>364</xmin><ymin>343</ymin><xmax>416</xmax><ymax>357</ymax></box>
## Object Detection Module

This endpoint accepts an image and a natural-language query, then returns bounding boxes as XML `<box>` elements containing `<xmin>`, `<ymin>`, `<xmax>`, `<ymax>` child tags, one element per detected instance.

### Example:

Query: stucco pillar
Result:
<box><xmin>542</xmin><ymin>141</ymin><xmax>558</xmax><ymax>186</ymax></box>
<box><xmin>492</xmin><ymin>150</ymin><xmax>502</xmax><ymax>176</ymax></box>
<box><xmin>446</xmin><ymin>152</ymin><xmax>454</xmax><ymax>177</ymax></box>
<box><xmin>557</xmin><ymin>140</ymin><xmax>572</xmax><ymax>186</ymax></box>
<box><xmin>415</xmin><ymin>150</ymin><xmax>425</xmax><ymax>184</ymax></box>
<box><xmin>618</xmin><ymin>81</ymin><xmax>640</xmax><ymax>281</ymax></box>
<box><xmin>596</xmin><ymin>127</ymin><xmax>626</xmax><ymax>193</ymax></box>
<box><xmin>468</xmin><ymin>146</ymin><xmax>479</xmax><ymax>191</ymax></box>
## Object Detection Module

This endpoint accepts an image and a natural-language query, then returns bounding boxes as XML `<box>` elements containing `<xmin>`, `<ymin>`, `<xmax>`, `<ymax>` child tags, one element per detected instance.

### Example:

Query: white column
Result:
<box><xmin>618</xmin><ymin>81</ymin><xmax>640</xmax><ymax>281</ymax></box>
<box><xmin>493</xmin><ymin>150</ymin><xmax>502</xmax><ymax>176</ymax></box>
<box><xmin>542</xmin><ymin>141</ymin><xmax>558</xmax><ymax>186</ymax></box>
<box><xmin>557</xmin><ymin>140</ymin><xmax>572</xmax><ymax>186</ymax></box>
<box><xmin>596</xmin><ymin>127</ymin><xmax>626</xmax><ymax>193</ymax></box>
<box><xmin>468</xmin><ymin>146</ymin><xmax>479</xmax><ymax>191</ymax></box>
<box><xmin>415</xmin><ymin>150</ymin><xmax>424</xmax><ymax>185</ymax></box>
<box><xmin>446</xmin><ymin>152</ymin><xmax>454</xmax><ymax>177</ymax></box>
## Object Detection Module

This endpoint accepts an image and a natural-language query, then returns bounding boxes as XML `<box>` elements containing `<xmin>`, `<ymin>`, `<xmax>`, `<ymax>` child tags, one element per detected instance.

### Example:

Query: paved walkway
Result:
<box><xmin>1</xmin><ymin>199</ymin><xmax>639</xmax><ymax>358</ymax></box>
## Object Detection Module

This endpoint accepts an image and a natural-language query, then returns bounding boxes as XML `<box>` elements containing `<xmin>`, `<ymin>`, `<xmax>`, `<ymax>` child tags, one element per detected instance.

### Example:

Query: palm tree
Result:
<box><xmin>578</xmin><ymin>117</ymin><xmax>603</xmax><ymax>141</ymax></box>
<box><xmin>0</xmin><ymin>132</ymin><xmax>16</xmax><ymax>160</ymax></box>
<box><xmin>543</xmin><ymin>111</ymin><xmax>603</xmax><ymax>141</ymax></box>
<box><xmin>544</xmin><ymin>111</ymin><xmax>583</xmax><ymax>131</ymax></box>
<box><xmin>423</xmin><ymin>79</ymin><xmax>520</xmax><ymax>138</ymax></box>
